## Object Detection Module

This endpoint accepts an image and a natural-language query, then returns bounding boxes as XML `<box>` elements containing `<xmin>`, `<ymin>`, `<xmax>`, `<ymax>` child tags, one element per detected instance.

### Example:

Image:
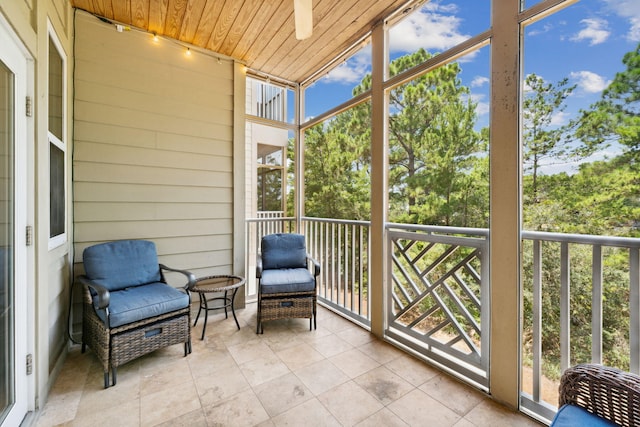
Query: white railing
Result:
<box><xmin>385</xmin><ymin>223</ymin><xmax>490</xmax><ymax>389</ymax></box>
<box><xmin>303</xmin><ymin>217</ymin><xmax>371</xmax><ymax>327</ymax></box>
<box><xmin>520</xmin><ymin>230</ymin><xmax>640</xmax><ymax>422</ymax></box>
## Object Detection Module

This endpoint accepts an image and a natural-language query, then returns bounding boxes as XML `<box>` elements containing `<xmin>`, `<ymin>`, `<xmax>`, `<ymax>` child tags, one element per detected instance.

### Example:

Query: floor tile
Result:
<box><xmin>354</xmin><ymin>365</ymin><xmax>414</xmax><ymax>405</ymax></box>
<box><xmin>420</xmin><ymin>373</ymin><xmax>486</xmax><ymax>416</ymax></box>
<box><xmin>270</xmin><ymin>398</ymin><xmax>341</xmax><ymax>427</ymax></box>
<box><xmin>202</xmin><ymin>389</ymin><xmax>270</xmax><ymax>427</ymax></box>
<box><xmin>388</xmin><ymin>388</ymin><xmax>461</xmax><ymax>427</ymax></box>
<box><xmin>276</xmin><ymin>342</ymin><xmax>325</xmax><ymax>371</ymax></box>
<box><xmin>294</xmin><ymin>359</ymin><xmax>349</xmax><ymax>395</ymax></box>
<box><xmin>329</xmin><ymin>348</ymin><xmax>380</xmax><ymax>378</ymax></box>
<box><xmin>140</xmin><ymin>380</ymin><xmax>201</xmax><ymax>427</ymax></box>
<box><xmin>318</xmin><ymin>381</ymin><xmax>384</xmax><ymax>426</ymax></box>
<box><xmin>355</xmin><ymin>408</ymin><xmax>410</xmax><ymax>427</ymax></box>
<box><xmin>35</xmin><ymin>304</ymin><xmax>544</xmax><ymax>427</ymax></box>
<box><xmin>254</xmin><ymin>372</ymin><xmax>313</xmax><ymax>417</ymax></box>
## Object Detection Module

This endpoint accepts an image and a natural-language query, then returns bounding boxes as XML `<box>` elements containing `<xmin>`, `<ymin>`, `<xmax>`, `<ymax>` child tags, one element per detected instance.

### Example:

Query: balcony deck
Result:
<box><xmin>35</xmin><ymin>304</ymin><xmax>541</xmax><ymax>427</ymax></box>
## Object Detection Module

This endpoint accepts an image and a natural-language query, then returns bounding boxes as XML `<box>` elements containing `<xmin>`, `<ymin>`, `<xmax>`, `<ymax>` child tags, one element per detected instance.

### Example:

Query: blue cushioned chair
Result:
<box><xmin>551</xmin><ymin>364</ymin><xmax>640</xmax><ymax>426</ymax></box>
<box><xmin>79</xmin><ymin>240</ymin><xmax>196</xmax><ymax>388</ymax></box>
<box><xmin>256</xmin><ymin>233</ymin><xmax>320</xmax><ymax>334</ymax></box>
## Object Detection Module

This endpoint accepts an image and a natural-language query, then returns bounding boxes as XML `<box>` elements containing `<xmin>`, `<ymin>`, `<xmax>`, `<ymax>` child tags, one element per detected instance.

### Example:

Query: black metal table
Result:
<box><xmin>191</xmin><ymin>275</ymin><xmax>245</xmax><ymax>339</ymax></box>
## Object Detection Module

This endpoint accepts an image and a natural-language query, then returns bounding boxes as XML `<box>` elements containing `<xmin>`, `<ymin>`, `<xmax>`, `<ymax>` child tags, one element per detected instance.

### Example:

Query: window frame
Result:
<box><xmin>47</xmin><ymin>23</ymin><xmax>67</xmax><ymax>250</ymax></box>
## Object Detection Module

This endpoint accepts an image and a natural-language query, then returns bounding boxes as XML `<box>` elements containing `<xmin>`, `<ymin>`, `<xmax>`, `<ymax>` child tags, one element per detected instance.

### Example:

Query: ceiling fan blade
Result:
<box><xmin>294</xmin><ymin>0</ymin><xmax>313</xmax><ymax>40</ymax></box>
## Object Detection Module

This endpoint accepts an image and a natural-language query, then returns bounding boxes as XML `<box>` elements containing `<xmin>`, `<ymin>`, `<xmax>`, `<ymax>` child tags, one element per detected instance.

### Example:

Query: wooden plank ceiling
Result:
<box><xmin>71</xmin><ymin>0</ymin><xmax>415</xmax><ymax>83</ymax></box>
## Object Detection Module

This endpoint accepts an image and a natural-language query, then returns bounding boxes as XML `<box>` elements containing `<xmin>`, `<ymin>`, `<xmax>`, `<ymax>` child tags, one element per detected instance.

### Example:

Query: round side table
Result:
<box><xmin>191</xmin><ymin>275</ymin><xmax>245</xmax><ymax>340</ymax></box>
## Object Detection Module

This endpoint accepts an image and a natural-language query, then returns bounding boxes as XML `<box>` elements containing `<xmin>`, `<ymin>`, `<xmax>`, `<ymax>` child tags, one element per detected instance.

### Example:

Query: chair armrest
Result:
<box><xmin>307</xmin><ymin>255</ymin><xmax>320</xmax><ymax>277</ymax></box>
<box><xmin>256</xmin><ymin>256</ymin><xmax>263</xmax><ymax>278</ymax></box>
<box><xmin>559</xmin><ymin>363</ymin><xmax>640</xmax><ymax>425</ymax></box>
<box><xmin>77</xmin><ymin>275</ymin><xmax>110</xmax><ymax>309</ymax></box>
<box><xmin>160</xmin><ymin>264</ymin><xmax>197</xmax><ymax>291</ymax></box>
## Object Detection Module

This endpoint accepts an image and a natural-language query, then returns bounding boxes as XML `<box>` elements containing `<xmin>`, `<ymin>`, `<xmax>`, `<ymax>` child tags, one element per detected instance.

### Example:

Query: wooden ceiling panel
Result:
<box><xmin>163</xmin><ymin>0</ymin><xmax>189</xmax><ymax>39</ymax></box>
<box><xmin>178</xmin><ymin>0</ymin><xmax>207</xmax><ymax>42</ymax></box>
<box><xmin>267</xmin><ymin>0</ymin><xmax>358</xmax><ymax>78</ymax></box>
<box><xmin>131</xmin><ymin>0</ymin><xmax>150</xmax><ymax>29</ymax></box>
<box><xmin>218</xmin><ymin>0</ymin><xmax>262</xmax><ymax>54</ymax></box>
<box><xmin>71</xmin><ymin>0</ymin><xmax>417</xmax><ymax>83</ymax></box>
<box><xmin>148</xmin><ymin>0</ymin><xmax>169</xmax><ymax>36</ymax></box>
<box><xmin>111</xmin><ymin>0</ymin><xmax>132</xmax><ymax>24</ymax></box>
<box><xmin>206</xmin><ymin>0</ymin><xmax>243</xmax><ymax>51</ymax></box>
<box><xmin>190</xmin><ymin>0</ymin><xmax>224</xmax><ymax>46</ymax></box>
<box><xmin>229</xmin><ymin>0</ymin><xmax>284</xmax><ymax>60</ymax></box>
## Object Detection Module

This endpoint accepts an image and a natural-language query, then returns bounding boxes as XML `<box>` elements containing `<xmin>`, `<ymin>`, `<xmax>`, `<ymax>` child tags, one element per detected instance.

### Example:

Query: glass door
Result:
<box><xmin>0</xmin><ymin>59</ymin><xmax>16</xmax><ymax>425</ymax></box>
<box><xmin>0</xmin><ymin>18</ymin><xmax>28</xmax><ymax>426</ymax></box>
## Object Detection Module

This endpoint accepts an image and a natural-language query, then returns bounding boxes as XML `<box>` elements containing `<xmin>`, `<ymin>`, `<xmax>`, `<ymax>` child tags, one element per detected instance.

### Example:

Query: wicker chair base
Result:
<box><xmin>257</xmin><ymin>291</ymin><xmax>316</xmax><ymax>334</ymax></box>
<box><xmin>558</xmin><ymin>363</ymin><xmax>640</xmax><ymax>426</ymax></box>
<box><xmin>82</xmin><ymin>297</ymin><xmax>191</xmax><ymax>388</ymax></box>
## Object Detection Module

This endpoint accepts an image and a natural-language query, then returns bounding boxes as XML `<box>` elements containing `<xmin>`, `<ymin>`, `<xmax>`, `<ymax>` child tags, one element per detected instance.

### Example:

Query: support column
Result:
<box><xmin>369</xmin><ymin>22</ymin><xmax>388</xmax><ymax>337</ymax></box>
<box><xmin>489</xmin><ymin>0</ymin><xmax>522</xmax><ymax>409</ymax></box>
<box><xmin>233</xmin><ymin>62</ymin><xmax>247</xmax><ymax>307</ymax></box>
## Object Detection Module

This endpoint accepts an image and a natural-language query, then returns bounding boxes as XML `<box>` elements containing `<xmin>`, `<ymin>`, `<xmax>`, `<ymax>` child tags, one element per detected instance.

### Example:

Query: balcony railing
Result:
<box><xmin>385</xmin><ymin>223</ymin><xmax>489</xmax><ymax>390</ymax></box>
<box><xmin>520</xmin><ymin>230</ymin><xmax>640</xmax><ymax>422</ymax></box>
<box><xmin>245</xmin><ymin>216</ymin><xmax>640</xmax><ymax>423</ymax></box>
<box><xmin>304</xmin><ymin>218</ymin><xmax>371</xmax><ymax>327</ymax></box>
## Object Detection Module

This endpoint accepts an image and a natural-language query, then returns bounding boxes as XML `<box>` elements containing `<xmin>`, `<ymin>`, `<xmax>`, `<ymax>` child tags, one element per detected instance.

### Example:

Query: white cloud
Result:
<box><xmin>388</xmin><ymin>2</ymin><xmax>470</xmax><ymax>54</ymax></box>
<box><xmin>630</xmin><ymin>17</ymin><xmax>640</xmax><ymax>42</ymax></box>
<box><xmin>569</xmin><ymin>70</ymin><xmax>610</xmax><ymax>94</ymax></box>
<box><xmin>471</xmin><ymin>76</ymin><xmax>489</xmax><ymax>88</ymax></box>
<box><xmin>571</xmin><ymin>18</ymin><xmax>610</xmax><ymax>45</ymax></box>
<box><xmin>527</xmin><ymin>23</ymin><xmax>554</xmax><ymax>37</ymax></box>
<box><xmin>602</xmin><ymin>0</ymin><xmax>640</xmax><ymax>42</ymax></box>
<box><xmin>550</xmin><ymin>111</ymin><xmax>570</xmax><ymax>126</ymax></box>
<box><xmin>322</xmin><ymin>47</ymin><xmax>371</xmax><ymax>85</ymax></box>
<box><xmin>471</xmin><ymin>93</ymin><xmax>489</xmax><ymax>116</ymax></box>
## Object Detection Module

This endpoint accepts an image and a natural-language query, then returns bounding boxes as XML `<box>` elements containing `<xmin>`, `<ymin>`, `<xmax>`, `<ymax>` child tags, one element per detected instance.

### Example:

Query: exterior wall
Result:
<box><xmin>0</xmin><ymin>0</ymin><xmax>74</xmax><ymax>417</ymax></box>
<box><xmin>73</xmin><ymin>11</ymin><xmax>239</xmax><ymax>281</ymax></box>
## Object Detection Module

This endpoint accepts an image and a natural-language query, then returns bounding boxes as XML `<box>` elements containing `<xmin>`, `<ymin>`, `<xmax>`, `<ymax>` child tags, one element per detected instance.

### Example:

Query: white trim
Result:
<box><xmin>0</xmin><ymin>13</ymin><xmax>30</xmax><ymax>427</ymax></box>
<box><xmin>46</xmin><ymin>22</ymin><xmax>68</xmax><ymax>251</ymax></box>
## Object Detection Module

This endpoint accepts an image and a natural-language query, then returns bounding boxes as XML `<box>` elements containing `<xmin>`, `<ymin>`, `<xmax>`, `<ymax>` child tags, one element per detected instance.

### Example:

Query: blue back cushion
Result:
<box><xmin>83</xmin><ymin>240</ymin><xmax>162</xmax><ymax>291</ymax></box>
<box><xmin>261</xmin><ymin>233</ymin><xmax>307</xmax><ymax>270</ymax></box>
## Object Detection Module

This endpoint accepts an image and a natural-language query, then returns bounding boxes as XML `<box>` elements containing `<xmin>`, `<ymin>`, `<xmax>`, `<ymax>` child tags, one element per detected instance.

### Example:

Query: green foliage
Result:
<box><xmin>387</xmin><ymin>49</ymin><xmax>488</xmax><ymax>226</ymax></box>
<box><xmin>299</xmin><ymin>42</ymin><xmax>640</xmax><ymax>384</ymax></box>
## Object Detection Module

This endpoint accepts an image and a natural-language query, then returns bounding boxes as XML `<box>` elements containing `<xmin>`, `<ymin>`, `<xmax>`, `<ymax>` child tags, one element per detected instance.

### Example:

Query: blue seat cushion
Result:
<box><xmin>83</xmin><ymin>240</ymin><xmax>162</xmax><ymax>292</ymax></box>
<box><xmin>551</xmin><ymin>404</ymin><xmax>618</xmax><ymax>427</ymax></box>
<box><xmin>261</xmin><ymin>234</ymin><xmax>307</xmax><ymax>270</ymax></box>
<box><xmin>95</xmin><ymin>282</ymin><xmax>189</xmax><ymax>328</ymax></box>
<box><xmin>260</xmin><ymin>268</ymin><xmax>315</xmax><ymax>294</ymax></box>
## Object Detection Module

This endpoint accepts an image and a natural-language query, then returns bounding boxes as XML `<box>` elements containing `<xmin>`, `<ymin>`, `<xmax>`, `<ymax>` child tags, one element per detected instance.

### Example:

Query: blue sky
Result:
<box><xmin>303</xmin><ymin>0</ymin><xmax>640</xmax><ymax>172</ymax></box>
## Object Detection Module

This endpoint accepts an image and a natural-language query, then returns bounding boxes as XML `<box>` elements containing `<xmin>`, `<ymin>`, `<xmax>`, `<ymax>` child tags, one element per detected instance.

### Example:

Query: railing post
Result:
<box><xmin>532</xmin><ymin>239</ymin><xmax>542</xmax><ymax>403</ymax></box>
<box><xmin>592</xmin><ymin>245</ymin><xmax>603</xmax><ymax>364</ymax></box>
<box><xmin>630</xmin><ymin>247</ymin><xmax>640</xmax><ymax>374</ymax></box>
<box><xmin>560</xmin><ymin>242</ymin><xmax>570</xmax><ymax>373</ymax></box>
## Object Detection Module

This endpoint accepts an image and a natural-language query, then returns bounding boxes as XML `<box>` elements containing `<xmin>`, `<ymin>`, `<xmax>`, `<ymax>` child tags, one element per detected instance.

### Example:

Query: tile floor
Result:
<box><xmin>34</xmin><ymin>303</ymin><xmax>542</xmax><ymax>427</ymax></box>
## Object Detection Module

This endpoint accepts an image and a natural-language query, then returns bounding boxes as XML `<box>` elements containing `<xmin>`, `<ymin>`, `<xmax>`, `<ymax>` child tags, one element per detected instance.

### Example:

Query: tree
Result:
<box><xmin>303</xmin><ymin>106</ymin><xmax>371</xmax><ymax>220</ymax></box>
<box><xmin>385</xmin><ymin>49</ymin><xmax>487</xmax><ymax>226</ymax></box>
<box><xmin>303</xmin><ymin>48</ymin><xmax>488</xmax><ymax>227</ymax></box>
<box><xmin>522</xmin><ymin>74</ymin><xmax>576</xmax><ymax>202</ymax></box>
<box><xmin>575</xmin><ymin>42</ymin><xmax>640</xmax><ymax>163</ymax></box>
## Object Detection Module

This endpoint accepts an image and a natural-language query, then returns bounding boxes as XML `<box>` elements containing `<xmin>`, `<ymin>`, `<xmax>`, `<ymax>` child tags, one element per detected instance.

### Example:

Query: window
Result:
<box><xmin>48</xmin><ymin>30</ymin><xmax>66</xmax><ymax>249</ymax></box>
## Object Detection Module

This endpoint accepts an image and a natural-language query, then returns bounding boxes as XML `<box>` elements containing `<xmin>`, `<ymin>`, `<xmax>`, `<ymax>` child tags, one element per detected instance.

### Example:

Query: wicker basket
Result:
<box><xmin>260</xmin><ymin>294</ymin><xmax>314</xmax><ymax>322</ymax></box>
<box><xmin>111</xmin><ymin>311</ymin><xmax>190</xmax><ymax>367</ymax></box>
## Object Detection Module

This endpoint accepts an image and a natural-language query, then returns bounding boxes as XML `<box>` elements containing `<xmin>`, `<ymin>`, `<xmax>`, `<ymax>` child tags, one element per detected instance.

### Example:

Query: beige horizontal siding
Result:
<box><xmin>73</xmin><ymin>11</ymin><xmax>237</xmax><ymax>277</ymax></box>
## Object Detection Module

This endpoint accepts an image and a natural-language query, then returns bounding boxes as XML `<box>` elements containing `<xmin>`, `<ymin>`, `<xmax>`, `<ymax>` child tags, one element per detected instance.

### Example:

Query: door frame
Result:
<box><xmin>0</xmin><ymin>12</ymin><xmax>34</xmax><ymax>427</ymax></box>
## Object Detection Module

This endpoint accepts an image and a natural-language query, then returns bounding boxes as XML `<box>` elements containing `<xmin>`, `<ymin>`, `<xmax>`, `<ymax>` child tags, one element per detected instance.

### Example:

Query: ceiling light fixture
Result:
<box><xmin>294</xmin><ymin>0</ymin><xmax>313</xmax><ymax>40</ymax></box>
